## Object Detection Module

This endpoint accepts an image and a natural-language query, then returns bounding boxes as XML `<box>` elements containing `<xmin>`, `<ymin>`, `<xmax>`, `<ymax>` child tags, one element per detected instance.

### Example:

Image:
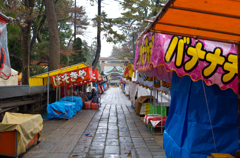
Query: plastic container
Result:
<box><xmin>91</xmin><ymin>103</ymin><xmax>97</xmax><ymax>110</ymax></box>
<box><xmin>84</xmin><ymin>101</ymin><xmax>92</xmax><ymax>109</ymax></box>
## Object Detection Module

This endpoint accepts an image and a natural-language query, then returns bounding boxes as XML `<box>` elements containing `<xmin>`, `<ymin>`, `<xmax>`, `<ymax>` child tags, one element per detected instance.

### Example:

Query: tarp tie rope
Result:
<box><xmin>195</xmin><ymin>40</ymin><xmax>217</xmax><ymax>153</ymax></box>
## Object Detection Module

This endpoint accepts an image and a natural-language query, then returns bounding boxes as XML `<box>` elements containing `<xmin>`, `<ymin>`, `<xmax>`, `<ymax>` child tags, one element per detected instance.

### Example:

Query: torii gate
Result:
<box><xmin>99</xmin><ymin>57</ymin><xmax>124</xmax><ymax>73</ymax></box>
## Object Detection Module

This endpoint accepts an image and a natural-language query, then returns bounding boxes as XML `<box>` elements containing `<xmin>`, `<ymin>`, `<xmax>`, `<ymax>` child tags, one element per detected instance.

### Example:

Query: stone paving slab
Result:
<box><xmin>23</xmin><ymin>110</ymin><xmax>96</xmax><ymax>158</ymax></box>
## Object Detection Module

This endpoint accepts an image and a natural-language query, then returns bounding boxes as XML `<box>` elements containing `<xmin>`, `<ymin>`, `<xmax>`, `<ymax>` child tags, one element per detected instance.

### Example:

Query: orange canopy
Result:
<box><xmin>146</xmin><ymin>0</ymin><xmax>240</xmax><ymax>43</ymax></box>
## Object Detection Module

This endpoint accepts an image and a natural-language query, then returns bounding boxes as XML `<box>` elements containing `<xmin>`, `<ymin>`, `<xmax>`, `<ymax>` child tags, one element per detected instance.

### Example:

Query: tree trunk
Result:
<box><xmin>74</xmin><ymin>0</ymin><xmax>76</xmax><ymax>40</ymax></box>
<box><xmin>45</xmin><ymin>0</ymin><xmax>60</xmax><ymax>71</ymax></box>
<box><xmin>30</xmin><ymin>15</ymin><xmax>47</xmax><ymax>53</ymax></box>
<box><xmin>21</xmin><ymin>25</ymin><xmax>31</xmax><ymax>85</ymax></box>
<box><xmin>92</xmin><ymin>0</ymin><xmax>101</xmax><ymax>69</ymax></box>
<box><xmin>20</xmin><ymin>0</ymin><xmax>35</xmax><ymax>85</ymax></box>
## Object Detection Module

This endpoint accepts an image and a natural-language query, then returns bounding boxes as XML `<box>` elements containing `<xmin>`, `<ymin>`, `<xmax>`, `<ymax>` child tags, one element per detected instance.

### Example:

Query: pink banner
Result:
<box><xmin>134</xmin><ymin>33</ymin><xmax>238</xmax><ymax>94</ymax></box>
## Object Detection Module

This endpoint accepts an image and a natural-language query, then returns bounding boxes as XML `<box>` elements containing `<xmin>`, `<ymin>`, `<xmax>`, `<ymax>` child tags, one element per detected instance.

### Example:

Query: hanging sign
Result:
<box><xmin>67</xmin><ymin>69</ymin><xmax>99</xmax><ymax>88</ymax></box>
<box><xmin>134</xmin><ymin>33</ymin><xmax>238</xmax><ymax>93</ymax></box>
<box><xmin>123</xmin><ymin>63</ymin><xmax>134</xmax><ymax>80</ymax></box>
<box><xmin>51</xmin><ymin>67</ymin><xmax>92</xmax><ymax>88</ymax></box>
<box><xmin>0</xmin><ymin>14</ymin><xmax>11</xmax><ymax>79</ymax></box>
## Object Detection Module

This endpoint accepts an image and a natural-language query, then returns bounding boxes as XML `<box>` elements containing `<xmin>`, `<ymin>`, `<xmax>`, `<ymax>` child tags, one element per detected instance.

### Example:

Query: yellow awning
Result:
<box><xmin>29</xmin><ymin>63</ymin><xmax>88</xmax><ymax>87</ymax></box>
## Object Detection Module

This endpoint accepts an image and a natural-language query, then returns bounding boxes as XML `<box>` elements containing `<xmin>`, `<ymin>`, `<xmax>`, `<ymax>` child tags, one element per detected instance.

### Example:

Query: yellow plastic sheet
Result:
<box><xmin>0</xmin><ymin>112</ymin><xmax>43</xmax><ymax>156</ymax></box>
<box><xmin>145</xmin><ymin>103</ymin><xmax>150</xmax><ymax>115</ymax></box>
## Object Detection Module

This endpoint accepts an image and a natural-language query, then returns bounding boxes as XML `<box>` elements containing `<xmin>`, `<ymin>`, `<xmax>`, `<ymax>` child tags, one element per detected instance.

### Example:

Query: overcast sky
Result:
<box><xmin>77</xmin><ymin>0</ymin><xmax>123</xmax><ymax>57</ymax></box>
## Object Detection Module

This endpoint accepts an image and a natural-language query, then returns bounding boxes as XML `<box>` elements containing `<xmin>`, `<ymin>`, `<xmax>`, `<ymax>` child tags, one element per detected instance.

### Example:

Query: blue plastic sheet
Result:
<box><xmin>59</xmin><ymin>96</ymin><xmax>83</xmax><ymax>111</ymax></box>
<box><xmin>47</xmin><ymin>101</ymin><xmax>76</xmax><ymax>119</ymax></box>
<box><xmin>164</xmin><ymin>72</ymin><xmax>238</xmax><ymax>158</ymax></box>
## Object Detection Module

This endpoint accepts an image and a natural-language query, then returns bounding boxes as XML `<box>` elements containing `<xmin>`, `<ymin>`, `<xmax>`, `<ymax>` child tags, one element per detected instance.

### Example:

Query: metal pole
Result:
<box><xmin>47</xmin><ymin>73</ymin><xmax>49</xmax><ymax>105</ymax></box>
<box><xmin>157</xmin><ymin>90</ymin><xmax>159</xmax><ymax>115</ymax></box>
<box><xmin>150</xmin><ymin>89</ymin><xmax>152</xmax><ymax>103</ymax></box>
<box><xmin>59</xmin><ymin>86</ymin><xmax>61</xmax><ymax>99</ymax></box>
<box><xmin>56</xmin><ymin>86</ymin><xmax>58</xmax><ymax>101</ymax></box>
<box><xmin>133</xmin><ymin>32</ymin><xmax>135</xmax><ymax>59</ymax></box>
<box><xmin>72</xmin><ymin>86</ymin><xmax>73</xmax><ymax>102</ymax></box>
<box><xmin>161</xmin><ymin>80</ymin><xmax>163</xmax><ymax>134</ymax></box>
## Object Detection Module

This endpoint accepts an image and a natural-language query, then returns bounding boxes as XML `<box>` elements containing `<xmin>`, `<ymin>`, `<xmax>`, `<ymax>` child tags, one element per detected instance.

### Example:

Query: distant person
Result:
<box><xmin>90</xmin><ymin>88</ymin><xmax>98</xmax><ymax>103</ymax></box>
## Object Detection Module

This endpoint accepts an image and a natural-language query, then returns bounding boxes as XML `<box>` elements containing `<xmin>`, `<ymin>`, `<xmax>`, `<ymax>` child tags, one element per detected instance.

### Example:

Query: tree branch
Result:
<box><xmin>57</xmin><ymin>16</ymin><xmax>72</xmax><ymax>22</ymax></box>
<box><xmin>9</xmin><ymin>53</ymin><xmax>22</xmax><ymax>68</ymax></box>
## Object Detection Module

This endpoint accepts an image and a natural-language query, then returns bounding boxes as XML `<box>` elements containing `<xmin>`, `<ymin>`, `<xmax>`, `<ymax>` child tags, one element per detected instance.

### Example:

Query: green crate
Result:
<box><xmin>150</xmin><ymin>103</ymin><xmax>167</xmax><ymax>117</ymax></box>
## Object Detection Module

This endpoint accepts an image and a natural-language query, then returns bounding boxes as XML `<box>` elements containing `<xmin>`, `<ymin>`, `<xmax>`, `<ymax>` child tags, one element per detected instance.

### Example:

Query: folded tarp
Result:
<box><xmin>59</xmin><ymin>96</ymin><xmax>83</xmax><ymax>111</ymax></box>
<box><xmin>47</xmin><ymin>101</ymin><xmax>76</xmax><ymax>119</ymax></box>
<box><xmin>0</xmin><ymin>112</ymin><xmax>43</xmax><ymax>156</ymax></box>
<box><xmin>164</xmin><ymin>72</ymin><xmax>238</xmax><ymax>158</ymax></box>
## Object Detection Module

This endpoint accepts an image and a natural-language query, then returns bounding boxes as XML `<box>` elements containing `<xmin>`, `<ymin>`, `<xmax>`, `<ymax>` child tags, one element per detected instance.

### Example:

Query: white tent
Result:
<box><xmin>0</xmin><ymin>68</ymin><xmax>18</xmax><ymax>86</ymax></box>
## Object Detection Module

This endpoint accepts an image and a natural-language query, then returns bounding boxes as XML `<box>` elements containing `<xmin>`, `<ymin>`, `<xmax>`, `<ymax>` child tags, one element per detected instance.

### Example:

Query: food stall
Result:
<box><xmin>133</xmin><ymin>0</ymin><xmax>240</xmax><ymax>157</ymax></box>
<box><xmin>29</xmin><ymin>64</ymin><xmax>102</xmax><ymax>119</ymax></box>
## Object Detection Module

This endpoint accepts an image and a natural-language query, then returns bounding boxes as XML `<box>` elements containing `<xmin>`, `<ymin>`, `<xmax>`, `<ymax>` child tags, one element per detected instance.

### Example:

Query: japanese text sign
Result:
<box><xmin>67</xmin><ymin>69</ymin><xmax>99</xmax><ymax>88</ymax></box>
<box><xmin>51</xmin><ymin>67</ymin><xmax>92</xmax><ymax>88</ymax></box>
<box><xmin>134</xmin><ymin>33</ymin><xmax>238</xmax><ymax>93</ymax></box>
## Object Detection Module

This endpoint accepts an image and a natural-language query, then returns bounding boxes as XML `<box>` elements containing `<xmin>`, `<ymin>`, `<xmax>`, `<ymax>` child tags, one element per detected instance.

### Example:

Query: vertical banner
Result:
<box><xmin>0</xmin><ymin>15</ymin><xmax>11</xmax><ymax>79</ymax></box>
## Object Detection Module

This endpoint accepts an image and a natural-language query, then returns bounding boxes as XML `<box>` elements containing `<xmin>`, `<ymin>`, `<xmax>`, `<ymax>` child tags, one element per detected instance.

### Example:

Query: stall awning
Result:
<box><xmin>29</xmin><ymin>63</ymin><xmax>88</xmax><ymax>87</ymax></box>
<box><xmin>145</xmin><ymin>0</ymin><xmax>240</xmax><ymax>43</ymax></box>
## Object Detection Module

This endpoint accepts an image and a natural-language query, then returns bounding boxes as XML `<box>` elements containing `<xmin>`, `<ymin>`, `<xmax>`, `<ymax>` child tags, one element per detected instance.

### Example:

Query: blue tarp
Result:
<box><xmin>47</xmin><ymin>96</ymin><xmax>83</xmax><ymax>120</ymax></box>
<box><xmin>47</xmin><ymin>101</ymin><xmax>76</xmax><ymax>119</ymax></box>
<box><xmin>59</xmin><ymin>96</ymin><xmax>83</xmax><ymax>111</ymax></box>
<box><xmin>164</xmin><ymin>72</ymin><xmax>238</xmax><ymax>158</ymax></box>
<box><xmin>103</xmin><ymin>83</ymin><xmax>105</xmax><ymax>92</ymax></box>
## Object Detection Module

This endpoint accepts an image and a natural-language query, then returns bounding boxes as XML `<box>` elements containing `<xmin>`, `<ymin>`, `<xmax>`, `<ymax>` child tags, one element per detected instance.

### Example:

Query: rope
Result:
<box><xmin>195</xmin><ymin>39</ymin><xmax>217</xmax><ymax>153</ymax></box>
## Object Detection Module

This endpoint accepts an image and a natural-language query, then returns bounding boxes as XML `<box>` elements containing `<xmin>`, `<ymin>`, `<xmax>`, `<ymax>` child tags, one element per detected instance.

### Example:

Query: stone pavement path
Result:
<box><xmin>23</xmin><ymin>88</ymin><xmax>166</xmax><ymax>158</ymax></box>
